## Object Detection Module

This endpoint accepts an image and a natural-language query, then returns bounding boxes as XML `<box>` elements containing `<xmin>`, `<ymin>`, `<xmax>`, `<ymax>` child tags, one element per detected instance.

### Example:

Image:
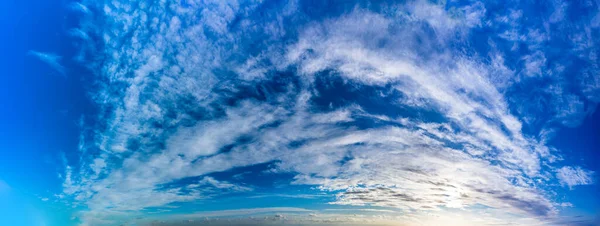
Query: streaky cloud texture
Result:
<box><xmin>55</xmin><ymin>0</ymin><xmax>600</xmax><ymax>225</ymax></box>
<box><xmin>28</xmin><ymin>51</ymin><xmax>66</xmax><ymax>76</ymax></box>
<box><xmin>556</xmin><ymin>166</ymin><xmax>594</xmax><ymax>189</ymax></box>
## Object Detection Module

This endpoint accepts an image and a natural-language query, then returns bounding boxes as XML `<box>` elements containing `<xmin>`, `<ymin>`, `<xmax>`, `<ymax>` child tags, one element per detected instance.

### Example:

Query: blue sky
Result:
<box><xmin>0</xmin><ymin>0</ymin><xmax>599</xmax><ymax>225</ymax></box>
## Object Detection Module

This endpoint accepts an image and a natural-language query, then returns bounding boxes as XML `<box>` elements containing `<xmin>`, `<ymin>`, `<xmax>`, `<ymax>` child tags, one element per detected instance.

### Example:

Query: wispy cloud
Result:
<box><xmin>60</xmin><ymin>0</ymin><xmax>600</xmax><ymax>225</ymax></box>
<box><xmin>172</xmin><ymin>207</ymin><xmax>313</xmax><ymax>218</ymax></box>
<box><xmin>28</xmin><ymin>51</ymin><xmax>66</xmax><ymax>76</ymax></box>
<box><xmin>556</xmin><ymin>166</ymin><xmax>594</xmax><ymax>189</ymax></box>
<box><xmin>67</xmin><ymin>2</ymin><xmax>90</xmax><ymax>15</ymax></box>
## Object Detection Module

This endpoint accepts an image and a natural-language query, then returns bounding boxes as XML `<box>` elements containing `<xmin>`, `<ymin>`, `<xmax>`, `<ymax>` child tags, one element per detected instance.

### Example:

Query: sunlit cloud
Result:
<box><xmin>58</xmin><ymin>0</ymin><xmax>600</xmax><ymax>225</ymax></box>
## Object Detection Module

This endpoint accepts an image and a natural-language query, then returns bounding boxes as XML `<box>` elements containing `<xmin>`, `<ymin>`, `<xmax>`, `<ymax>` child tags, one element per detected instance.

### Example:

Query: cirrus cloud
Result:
<box><xmin>60</xmin><ymin>0</ymin><xmax>599</xmax><ymax>225</ymax></box>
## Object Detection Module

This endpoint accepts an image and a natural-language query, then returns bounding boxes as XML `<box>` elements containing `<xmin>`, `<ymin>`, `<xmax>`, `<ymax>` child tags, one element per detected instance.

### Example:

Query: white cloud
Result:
<box><xmin>190</xmin><ymin>176</ymin><xmax>252</xmax><ymax>192</ymax></box>
<box><xmin>172</xmin><ymin>207</ymin><xmax>313</xmax><ymax>218</ymax></box>
<box><xmin>68</xmin><ymin>2</ymin><xmax>91</xmax><ymax>15</ymax></box>
<box><xmin>556</xmin><ymin>166</ymin><xmax>594</xmax><ymax>189</ymax></box>
<box><xmin>68</xmin><ymin>28</ymin><xmax>90</xmax><ymax>40</ymax></box>
<box><xmin>62</xmin><ymin>0</ymin><xmax>600</xmax><ymax>225</ymax></box>
<box><xmin>522</xmin><ymin>51</ymin><xmax>547</xmax><ymax>77</ymax></box>
<box><xmin>28</xmin><ymin>51</ymin><xmax>66</xmax><ymax>76</ymax></box>
<box><xmin>89</xmin><ymin>158</ymin><xmax>106</xmax><ymax>176</ymax></box>
<box><xmin>549</xmin><ymin>0</ymin><xmax>568</xmax><ymax>23</ymax></box>
<box><xmin>286</xmin><ymin>8</ymin><xmax>543</xmax><ymax>176</ymax></box>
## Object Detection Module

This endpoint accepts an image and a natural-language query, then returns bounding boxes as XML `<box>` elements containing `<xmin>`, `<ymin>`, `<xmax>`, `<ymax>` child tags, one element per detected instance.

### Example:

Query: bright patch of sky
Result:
<box><xmin>1</xmin><ymin>0</ymin><xmax>599</xmax><ymax>226</ymax></box>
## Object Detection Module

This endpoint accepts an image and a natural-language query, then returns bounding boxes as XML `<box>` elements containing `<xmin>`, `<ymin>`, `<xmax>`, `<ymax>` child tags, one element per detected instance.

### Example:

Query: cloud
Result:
<box><xmin>61</xmin><ymin>0</ymin><xmax>600</xmax><ymax>225</ymax></box>
<box><xmin>286</xmin><ymin>5</ymin><xmax>543</xmax><ymax>176</ymax></box>
<box><xmin>189</xmin><ymin>176</ymin><xmax>252</xmax><ymax>192</ymax></box>
<box><xmin>172</xmin><ymin>207</ymin><xmax>313</xmax><ymax>218</ymax></box>
<box><xmin>141</xmin><ymin>209</ymin><xmax>402</xmax><ymax>226</ymax></box>
<box><xmin>67</xmin><ymin>2</ymin><xmax>90</xmax><ymax>15</ymax></box>
<box><xmin>67</xmin><ymin>28</ymin><xmax>90</xmax><ymax>40</ymax></box>
<box><xmin>28</xmin><ymin>51</ymin><xmax>66</xmax><ymax>76</ymax></box>
<box><xmin>556</xmin><ymin>166</ymin><xmax>594</xmax><ymax>189</ymax></box>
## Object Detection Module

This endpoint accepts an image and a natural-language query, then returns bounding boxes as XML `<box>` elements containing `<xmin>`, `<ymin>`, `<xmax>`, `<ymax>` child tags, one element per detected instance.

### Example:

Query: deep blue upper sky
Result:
<box><xmin>1</xmin><ymin>0</ymin><xmax>599</xmax><ymax>226</ymax></box>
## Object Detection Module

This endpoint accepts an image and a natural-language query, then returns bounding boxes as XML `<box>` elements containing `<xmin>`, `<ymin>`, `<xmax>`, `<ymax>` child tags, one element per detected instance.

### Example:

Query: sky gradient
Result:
<box><xmin>1</xmin><ymin>0</ymin><xmax>600</xmax><ymax>225</ymax></box>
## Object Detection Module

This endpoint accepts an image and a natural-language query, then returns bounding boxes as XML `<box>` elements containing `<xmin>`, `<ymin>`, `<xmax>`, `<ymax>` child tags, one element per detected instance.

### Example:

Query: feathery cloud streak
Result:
<box><xmin>62</xmin><ymin>0</ymin><xmax>599</xmax><ymax>225</ymax></box>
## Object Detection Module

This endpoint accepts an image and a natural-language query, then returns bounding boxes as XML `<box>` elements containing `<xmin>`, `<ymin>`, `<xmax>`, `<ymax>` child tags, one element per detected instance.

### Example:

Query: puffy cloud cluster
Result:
<box><xmin>61</xmin><ymin>0</ymin><xmax>599</xmax><ymax>225</ymax></box>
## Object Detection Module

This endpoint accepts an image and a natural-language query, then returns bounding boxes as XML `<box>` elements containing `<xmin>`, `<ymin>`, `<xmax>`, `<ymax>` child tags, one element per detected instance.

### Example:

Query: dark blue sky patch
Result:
<box><xmin>215</xmin><ymin>70</ymin><xmax>301</xmax><ymax>108</ymax></box>
<box><xmin>310</xmin><ymin>70</ymin><xmax>446</xmax><ymax>124</ymax></box>
<box><xmin>156</xmin><ymin>161</ymin><xmax>311</xmax><ymax>198</ymax></box>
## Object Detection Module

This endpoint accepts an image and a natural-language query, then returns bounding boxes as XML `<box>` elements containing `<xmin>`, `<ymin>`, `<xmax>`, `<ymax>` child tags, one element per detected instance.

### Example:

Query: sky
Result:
<box><xmin>0</xmin><ymin>0</ymin><xmax>599</xmax><ymax>225</ymax></box>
